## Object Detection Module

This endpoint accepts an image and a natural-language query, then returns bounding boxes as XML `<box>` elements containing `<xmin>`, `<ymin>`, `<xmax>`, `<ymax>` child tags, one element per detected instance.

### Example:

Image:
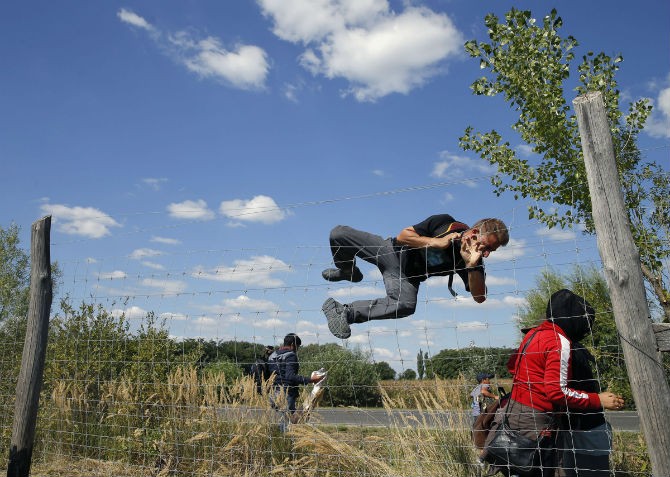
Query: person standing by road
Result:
<box><xmin>267</xmin><ymin>333</ymin><xmax>324</xmax><ymax>430</ymax></box>
<box><xmin>471</xmin><ymin>372</ymin><xmax>499</xmax><ymax>427</ymax></box>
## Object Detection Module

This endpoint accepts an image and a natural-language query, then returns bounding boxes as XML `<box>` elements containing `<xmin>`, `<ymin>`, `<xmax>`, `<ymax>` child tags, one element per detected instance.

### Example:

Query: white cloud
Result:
<box><xmin>192</xmin><ymin>255</ymin><xmax>291</xmax><ymax>287</ymax></box>
<box><xmin>167</xmin><ymin>199</ymin><xmax>216</xmax><ymax>220</ymax></box>
<box><xmin>40</xmin><ymin>203</ymin><xmax>121</xmax><ymax>239</ymax></box>
<box><xmin>433</xmin><ymin>293</ymin><xmax>526</xmax><ymax>309</ymax></box>
<box><xmin>151</xmin><ymin>236</ymin><xmax>181</xmax><ymax>245</ymax></box>
<box><xmin>485</xmin><ymin>238</ymin><xmax>526</xmax><ymax>263</ymax></box>
<box><xmin>347</xmin><ymin>334</ymin><xmax>370</xmax><ymax>345</ymax></box>
<box><xmin>252</xmin><ymin>317</ymin><xmax>289</xmax><ymax>329</ymax></box>
<box><xmin>283</xmin><ymin>82</ymin><xmax>301</xmax><ymax>102</ymax></box>
<box><xmin>515</xmin><ymin>144</ymin><xmax>535</xmax><ymax>157</ymax></box>
<box><xmin>142</xmin><ymin>177</ymin><xmax>167</xmax><ymax>190</ymax></box>
<box><xmin>129</xmin><ymin>248</ymin><xmax>163</xmax><ymax>260</ymax></box>
<box><xmin>198</xmin><ymin>296</ymin><xmax>290</xmax><ymax>328</ymax></box>
<box><xmin>481</xmin><ymin>274</ymin><xmax>516</xmax><ymax>286</ymax></box>
<box><xmin>456</xmin><ymin>321</ymin><xmax>488</xmax><ymax>331</ymax></box>
<box><xmin>141</xmin><ymin>261</ymin><xmax>165</xmax><ymax>270</ymax></box>
<box><xmin>219</xmin><ymin>195</ymin><xmax>287</xmax><ymax>224</ymax></box>
<box><xmin>193</xmin><ymin>316</ymin><xmax>218</xmax><ymax>327</ymax></box>
<box><xmin>141</xmin><ymin>278</ymin><xmax>187</xmax><ymax>295</ymax></box>
<box><xmin>329</xmin><ymin>285</ymin><xmax>384</xmax><ymax>298</ymax></box>
<box><xmin>259</xmin><ymin>0</ymin><xmax>399</xmax><ymax>45</ymax></box>
<box><xmin>118</xmin><ymin>9</ymin><xmax>269</xmax><ymax>90</ymax></box>
<box><xmin>98</xmin><ymin>270</ymin><xmax>127</xmax><ymax>280</ymax></box>
<box><xmin>536</xmin><ymin>227</ymin><xmax>576</xmax><ymax>242</ymax></box>
<box><xmin>502</xmin><ymin>295</ymin><xmax>527</xmax><ymax>307</ymax></box>
<box><xmin>296</xmin><ymin>319</ymin><xmax>319</xmax><ymax>329</ymax></box>
<box><xmin>258</xmin><ymin>1</ymin><xmax>463</xmax><ymax>101</ymax></box>
<box><xmin>173</xmin><ymin>35</ymin><xmax>270</xmax><ymax>90</ymax></box>
<box><xmin>431</xmin><ymin>151</ymin><xmax>496</xmax><ymax>182</ymax></box>
<box><xmin>110</xmin><ymin>305</ymin><xmax>148</xmax><ymax>320</ymax></box>
<box><xmin>117</xmin><ymin>8</ymin><xmax>155</xmax><ymax>31</ymax></box>
<box><xmin>222</xmin><ymin>295</ymin><xmax>282</xmax><ymax>313</ymax></box>
<box><xmin>160</xmin><ymin>312</ymin><xmax>188</xmax><ymax>321</ymax></box>
<box><xmin>645</xmin><ymin>79</ymin><xmax>670</xmax><ymax>138</ymax></box>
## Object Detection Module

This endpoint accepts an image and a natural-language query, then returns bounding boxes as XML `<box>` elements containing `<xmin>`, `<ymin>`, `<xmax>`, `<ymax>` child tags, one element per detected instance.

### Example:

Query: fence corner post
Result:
<box><xmin>7</xmin><ymin>216</ymin><xmax>52</xmax><ymax>477</ymax></box>
<box><xmin>574</xmin><ymin>92</ymin><xmax>670</xmax><ymax>476</ymax></box>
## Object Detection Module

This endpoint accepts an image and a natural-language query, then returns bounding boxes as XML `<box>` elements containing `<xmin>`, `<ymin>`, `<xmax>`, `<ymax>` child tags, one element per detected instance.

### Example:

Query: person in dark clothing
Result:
<box><xmin>250</xmin><ymin>345</ymin><xmax>275</xmax><ymax>394</ymax></box>
<box><xmin>557</xmin><ymin>342</ymin><xmax>613</xmax><ymax>477</ymax></box>
<box><xmin>483</xmin><ymin>289</ymin><xmax>624</xmax><ymax>477</ymax></box>
<box><xmin>321</xmin><ymin>215</ymin><xmax>509</xmax><ymax>339</ymax></box>
<box><xmin>267</xmin><ymin>333</ymin><xmax>323</xmax><ymax>427</ymax></box>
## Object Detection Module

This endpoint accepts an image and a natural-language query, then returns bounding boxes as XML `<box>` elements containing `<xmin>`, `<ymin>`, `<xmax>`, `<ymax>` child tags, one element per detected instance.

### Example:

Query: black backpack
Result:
<box><xmin>403</xmin><ymin>220</ymin><xmax>469</xmax><ymax>296</ymax></box>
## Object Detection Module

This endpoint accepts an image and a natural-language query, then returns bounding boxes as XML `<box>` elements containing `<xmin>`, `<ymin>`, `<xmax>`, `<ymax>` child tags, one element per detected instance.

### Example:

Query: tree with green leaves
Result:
<box><xmin>430</xmin><ymin>347</ymin><xmax>513</xmax><ymax>381</ymax></box>
<box><xmin>373</xmin><ymin>361</ymin><xmax>396</xmax><ymax>380</ymax></box>
<box><xmin>298</xmin><ymin>343</ymin><xmax>382</xmax><ymax>407</ymax></box>
<box><xmin>0</xmin><ymin>223</ymin><xmax>30</xmax><ymax>326</ymax></box>
<box><xmin>398</xmin><ymin>369</ymin><xmax>417</xmax><ymax>381</ymax></box>
<box><xmin>424</xmin><ymin>351</ymin><xmax>435</xmax><ymax>379</ymax></box>
<box><xmin>417</xmin><ymin>348</ymin><xmax>424</xmax><ymax>379</ymax></box>
<box><xmin>460</xmin><ymin>8</ymin><xmax>669</xmax><ymax>322</ymax></box>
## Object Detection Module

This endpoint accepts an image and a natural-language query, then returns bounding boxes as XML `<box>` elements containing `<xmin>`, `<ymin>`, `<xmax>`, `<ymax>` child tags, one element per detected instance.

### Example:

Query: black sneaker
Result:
<box><xmin>322</xmin><ymin>298</ymin><xmax>351</xmax><ymax>339</ymax></box>
<box><xmin>321</xmin><ymin>266</ymin><xmax>363</xmax><ymax>283</ymax></box>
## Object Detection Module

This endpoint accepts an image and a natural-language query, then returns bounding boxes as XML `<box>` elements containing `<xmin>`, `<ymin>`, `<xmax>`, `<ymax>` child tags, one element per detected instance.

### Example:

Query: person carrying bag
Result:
<box><xmin>483</xmin><ymin>330</ymin><xmax>555</xmax><ymax>476</ymax></box>
<box><xmin>482</xmin><ymin>289</ymin><xmax>625</xmax><ymax>476</ymax></box>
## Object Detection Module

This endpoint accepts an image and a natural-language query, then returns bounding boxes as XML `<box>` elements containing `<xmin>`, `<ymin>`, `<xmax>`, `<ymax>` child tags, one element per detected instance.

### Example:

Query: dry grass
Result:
<box><xmin>1</xmin><ymin>371</ymin><xmax>650</xmax><ymax>477</ymax></box>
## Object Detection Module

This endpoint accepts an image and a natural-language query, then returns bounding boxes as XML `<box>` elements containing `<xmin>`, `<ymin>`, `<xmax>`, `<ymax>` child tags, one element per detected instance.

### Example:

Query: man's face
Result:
<box><xmin>474</xmin><ymin>233</ymin><xmax>501</xmax><ymax>258</ymax></box>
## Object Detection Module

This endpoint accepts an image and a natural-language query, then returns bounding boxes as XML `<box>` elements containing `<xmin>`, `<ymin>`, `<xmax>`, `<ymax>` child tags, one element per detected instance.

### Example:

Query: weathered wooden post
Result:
<box><xmin>7</xmin><ymin>216</ymin><xmax>52</xmax><ymax>477</ymax></box>
<box><xmin>574</xmin><ymin>92</ymin><xmax>670</xmax><ymax>475</ymax></box>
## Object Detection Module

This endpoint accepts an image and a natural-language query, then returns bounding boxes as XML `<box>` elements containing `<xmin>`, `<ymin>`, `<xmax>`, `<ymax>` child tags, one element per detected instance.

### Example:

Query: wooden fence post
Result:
<box><xmin>573</xmin><ymin>92</ymin><xmax>670</xmax><ymax>476</ymax></box>
<box><xmin>7</xmin><ymin>216</ymin><xmax>52</xmax><ymax>477</ymax></box>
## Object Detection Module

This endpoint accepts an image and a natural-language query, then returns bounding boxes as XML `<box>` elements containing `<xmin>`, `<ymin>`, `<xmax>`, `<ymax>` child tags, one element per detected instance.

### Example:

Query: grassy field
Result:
<box><xmin>1</xmin><ymin>371</ymin><xmax>651</xmax><ymax>477</ymax></box>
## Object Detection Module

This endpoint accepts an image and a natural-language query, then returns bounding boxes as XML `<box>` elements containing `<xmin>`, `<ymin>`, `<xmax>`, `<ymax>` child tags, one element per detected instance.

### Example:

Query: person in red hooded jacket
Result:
<box><xmin>483</xmin><ymin>289</ymin><xmax>624</xmax><ymax>476</ymax></box>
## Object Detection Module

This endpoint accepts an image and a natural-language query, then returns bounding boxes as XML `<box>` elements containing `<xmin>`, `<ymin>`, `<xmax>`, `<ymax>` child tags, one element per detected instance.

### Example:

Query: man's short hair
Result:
<box><xmin>472</xmin><ymin>218</ymin><xmax>509</xmax><ymax>246</ymax></box>
<box><xmin>283</xmin><ymin>333</ymin><xmax>302</xmax><ymax>348</ymax></box>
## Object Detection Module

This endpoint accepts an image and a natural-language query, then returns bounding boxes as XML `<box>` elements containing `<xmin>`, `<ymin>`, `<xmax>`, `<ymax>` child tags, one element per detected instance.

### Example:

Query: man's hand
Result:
<box><xmin>460</xmin><ymin>233</ymin><xmax>484</xmax><ymax>268</ymax></box>
<box><xmin>310</xmin><ymin>370</ymin><xmax>326</xmax><ymax>383</ymax></box>
<box><xmin>599</xmin><ymin>392</ymin><xmax>625</xmax><ymax>410</ymax></box>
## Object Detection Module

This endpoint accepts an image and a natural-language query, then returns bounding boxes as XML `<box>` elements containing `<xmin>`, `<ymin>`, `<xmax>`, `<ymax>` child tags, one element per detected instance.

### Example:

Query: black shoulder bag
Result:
<box><xmin>484</xmin><ymin>330</ymin><xmax>553</xmax><ymax>476</ymax></box>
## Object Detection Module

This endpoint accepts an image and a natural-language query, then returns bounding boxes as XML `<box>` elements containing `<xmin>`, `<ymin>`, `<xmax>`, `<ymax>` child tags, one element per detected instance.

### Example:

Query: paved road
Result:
<box><xmin>310</xmin><ymin>408</ymin><xmax>640</xmax><ymax>432</ymax></box>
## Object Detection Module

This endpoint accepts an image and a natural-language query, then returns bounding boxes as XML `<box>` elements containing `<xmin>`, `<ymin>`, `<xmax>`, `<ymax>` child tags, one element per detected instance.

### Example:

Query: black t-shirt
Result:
<box><xmin>402</xmin><ymin>214</ymin><xmax>484</xmax><ymax>288</ymax></box>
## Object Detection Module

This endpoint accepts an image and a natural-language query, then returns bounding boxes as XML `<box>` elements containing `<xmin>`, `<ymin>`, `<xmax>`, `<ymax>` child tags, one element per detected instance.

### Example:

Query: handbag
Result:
<box><xmin>483</xmin><ymin>330</ymin><xmax>552</xmax><ymax>476</ymax></box>
<box><xmin>484</xmin><ymin>408</ymin><xmax>550</xmax><ymax>476</ymax></box>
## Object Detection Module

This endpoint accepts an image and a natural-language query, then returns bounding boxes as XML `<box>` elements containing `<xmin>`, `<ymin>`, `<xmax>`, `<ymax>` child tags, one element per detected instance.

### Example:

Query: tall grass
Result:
<box><xmin>26</xmin><ymin>373</ymin><xmax>484</xmax><ymax>476</ymax></box>
<box><xmin>3</xmin><ymin>369</ymin><xmax>652</xmax><ymax>477</ymax></box>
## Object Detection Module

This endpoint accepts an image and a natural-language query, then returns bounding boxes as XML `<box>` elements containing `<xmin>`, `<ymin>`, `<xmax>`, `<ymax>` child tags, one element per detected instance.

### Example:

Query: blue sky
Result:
<box><xmin>2</xmin><ymin>1</ymin><xmax>668</xmax><ymax>373</ymax></box>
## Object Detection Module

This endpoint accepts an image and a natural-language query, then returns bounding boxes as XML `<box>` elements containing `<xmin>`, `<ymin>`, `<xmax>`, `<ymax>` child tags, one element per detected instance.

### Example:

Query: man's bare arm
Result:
<box><xmin>396</xmin><ymin>226</ymin><xmax>460</xmax><ymax>249</ymax></box>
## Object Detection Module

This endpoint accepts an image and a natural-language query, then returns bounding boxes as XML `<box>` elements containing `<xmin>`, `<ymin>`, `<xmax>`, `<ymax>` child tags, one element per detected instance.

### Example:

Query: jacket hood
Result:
<box><xmin>545</xmin><ymin>289</ymin><xmax>595</xmax><ymax>342</ymax></box>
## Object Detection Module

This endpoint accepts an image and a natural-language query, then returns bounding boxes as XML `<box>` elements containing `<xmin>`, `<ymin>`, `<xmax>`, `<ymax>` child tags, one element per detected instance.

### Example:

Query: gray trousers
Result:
<box><xmin>329</xmin><ymin>225</ymin><xmax>421</xmax><ymax>323</ymax></box>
